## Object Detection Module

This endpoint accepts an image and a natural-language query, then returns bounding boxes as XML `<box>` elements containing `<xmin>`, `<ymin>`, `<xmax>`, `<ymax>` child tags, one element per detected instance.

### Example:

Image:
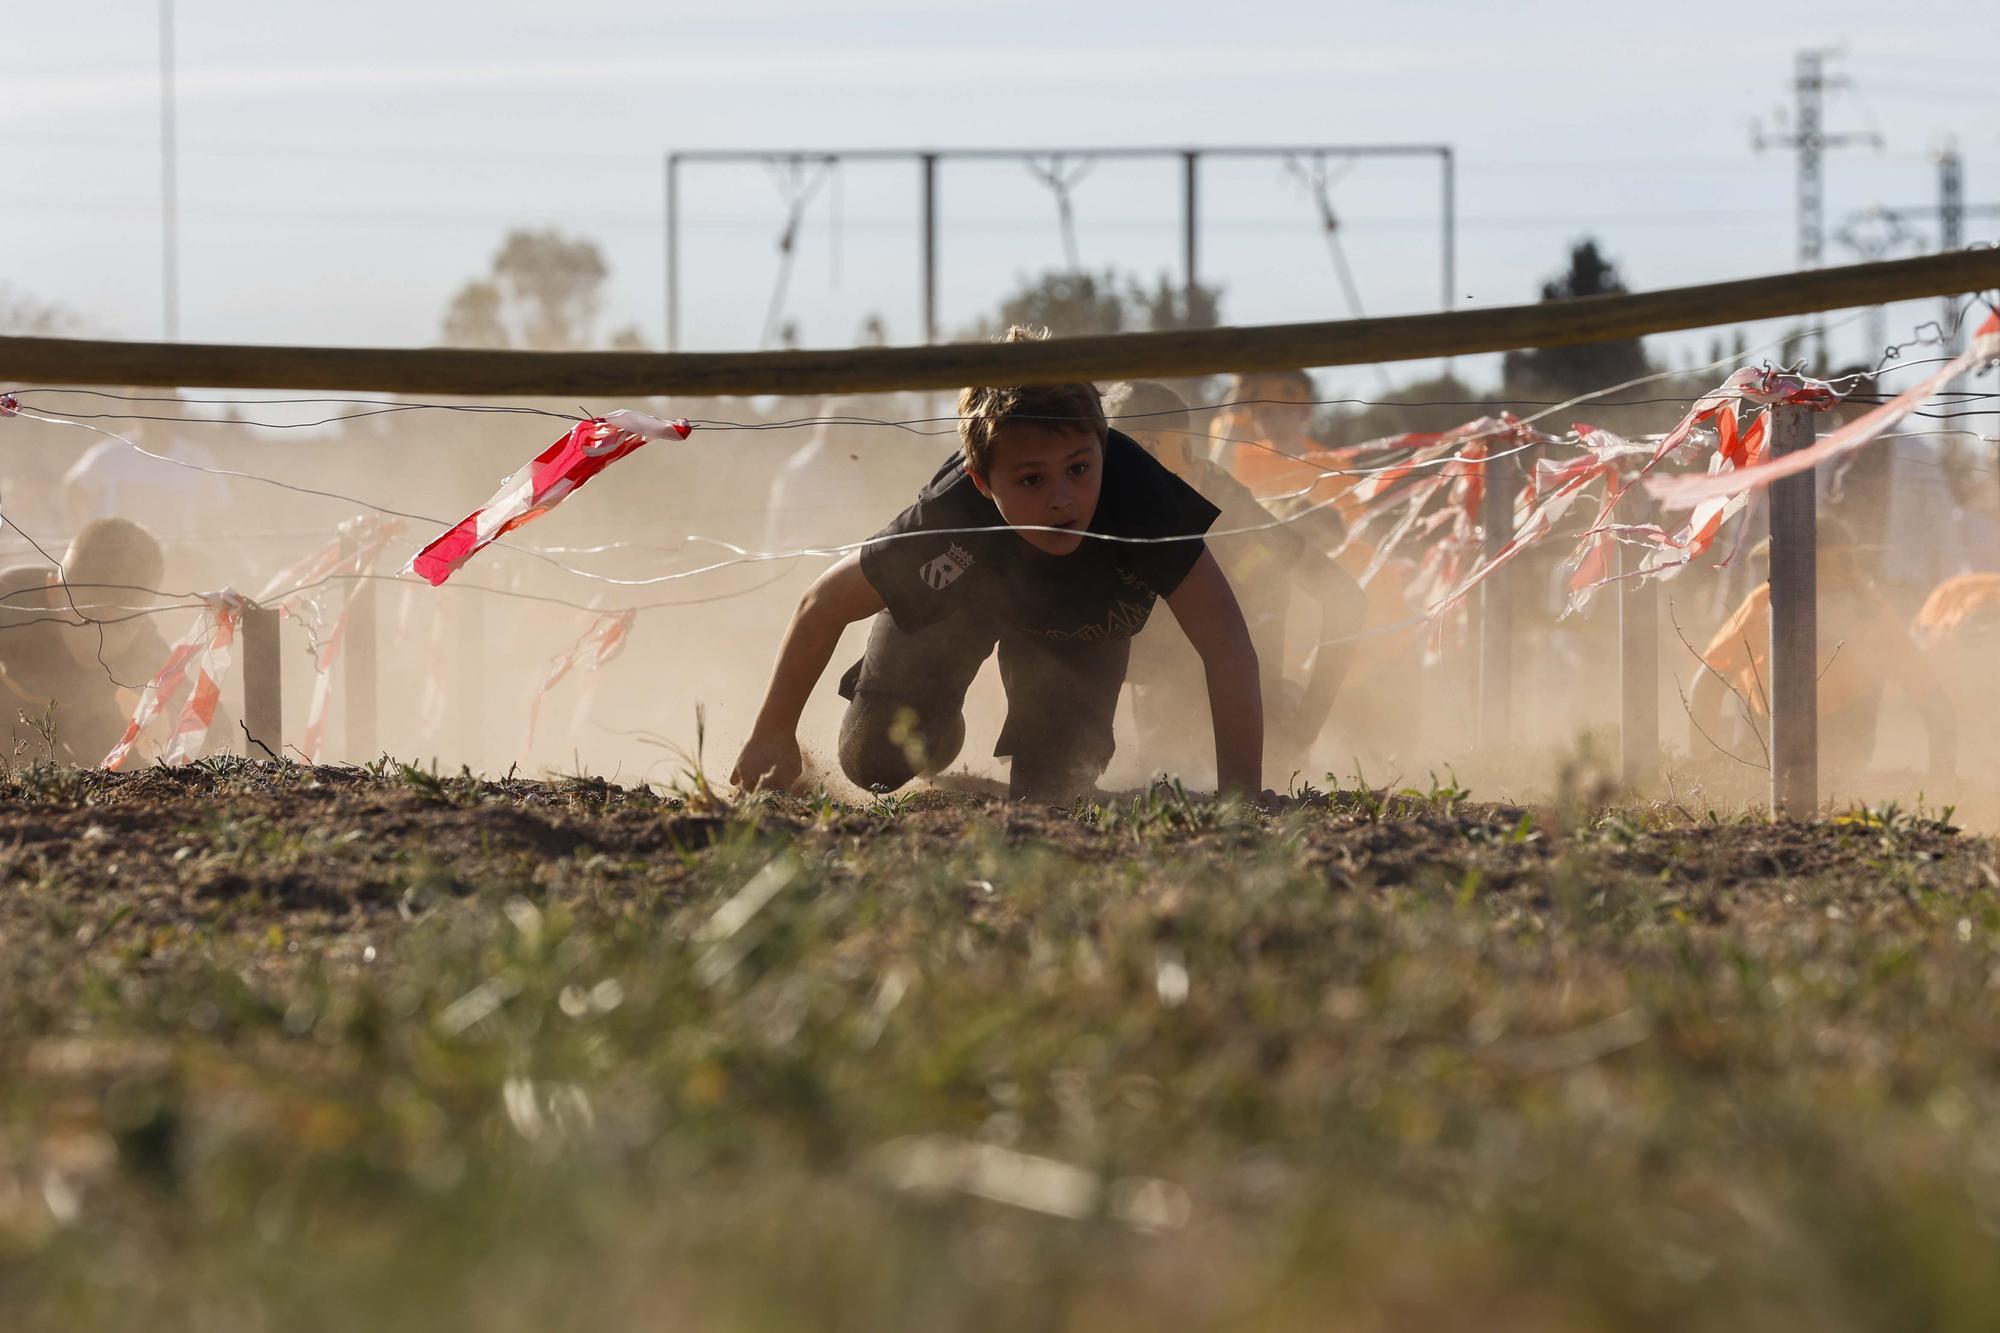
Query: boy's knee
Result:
<box><xmin>837</xmin><ymin>697</ymin><xmax>965</xmax><ymax>792</ymax></box>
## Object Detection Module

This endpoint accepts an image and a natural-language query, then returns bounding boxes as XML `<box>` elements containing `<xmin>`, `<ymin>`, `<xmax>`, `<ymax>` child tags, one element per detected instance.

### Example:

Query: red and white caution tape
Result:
<box><xmin>523</xmin><ymin>609</ymin><xmax>636</xmax><ymax>757</ymax></box>
<box><xmin>1646</xmin><ymin>312</ymin><xmax>2000</xmax><ymax>511</ymax></box>
<box><xmin>103</xmin><ymin>589</ymin><xmax>248</xmax><ymax>770</ymax></box>
<box><xmin>252</xmin><ymin>514</ymin><xmax>407</xmax><ymax>762</ymax></box>
<box><xmin>409</xmin><ymin>410</ymin><xmax>691</xmax><ymax>586</ymax></box>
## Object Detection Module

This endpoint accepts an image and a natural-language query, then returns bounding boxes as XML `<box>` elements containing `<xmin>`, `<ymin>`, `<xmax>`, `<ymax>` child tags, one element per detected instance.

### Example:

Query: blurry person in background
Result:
<box><xmin>1212</xmin><ymin>369</ymin><xmax>1334</xmax><ymax>500</ymax></box>
<box><xmin>1106</xmin><ymin>380</ymin><xmax>1363</xmax><ymax>777</ymax></box>
<box><xmin>1819</xmin><ymin>368</ymin><xmax>1891</xmax><ymax>583</ymax></box>
<box><xmin>1689</xmin><ymin>520</ymin><xmax>1954</xmax><ymax>784</ymax></box>
<box><xmin>1820</xmin><ymin>366</ymin><xmax>1960</xmax><ymax>616</ymax></box>
<box><xmin>0</xmin><ymin>518</ymin><xmax>225</xmax><ymax>767</ymax></box>
<box><xmin>1911</xmin><ymin>570</ymin><xmax>2000</xmax><ymax>781</ymax></box>
<box><xmin>1210</xmin><ymin>368</ymin><xmax>1429</xmax><ymax>762</ymax></box>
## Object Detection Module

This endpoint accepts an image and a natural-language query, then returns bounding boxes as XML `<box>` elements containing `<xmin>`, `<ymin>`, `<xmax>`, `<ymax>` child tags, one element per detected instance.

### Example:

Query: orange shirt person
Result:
<box><xmin>1214</xmin><ymin>369</ymin><xmax>1425</xmax><ymax>757</ymax></box>
<box><xmin>1213</xmin><ymin>370</ymin><xmax>1356</xmax><ymax>517</ymax></box>
<box><xmin>1911</xmin><ymin>573</ymin><xmax>2000</xmax><ymax>771</ymax></box>
<box><xmin>1689</xmin><ymin>538</ymin><xmax>1955</xmax><ymax>779</ymax></box>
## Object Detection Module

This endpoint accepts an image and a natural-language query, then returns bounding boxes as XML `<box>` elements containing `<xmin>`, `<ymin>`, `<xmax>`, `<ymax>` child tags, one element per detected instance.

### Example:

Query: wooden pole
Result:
<box><xmin>241</xmin><ymin>605</ymin><xmax>282</xmax><ymax>761</ymax></box>
<box><xmin>343</xmin><ymin>580</ymin><xmax>378</xmax><ymax>762</ymax></box>
<box><xmin>664</xmin><ymin>153</ymin><xmax>680</xmax><ymax>352</ymax></box>
<box><xmin>3</xmin><ymin>251</ymin><xmax>1995</xmax><ymax>397</ymax></box>
<box><xmin>920</xmin><ymin>153</ymin><xmax>938</xmax><ymax>344</ymax></box>
<box><xmin>1768</xmin><ymin>403</ymin><xmax>1819</xmax><ymax>815</ymax></box>
<box><xmin>1181</xmin><ymin>150</ymin><xmax>1199</xmax><ymax>306</ymax></box>
<box><xmin>1479</xmin><ymin>446</ymin><xmax>1517</xmax><ymax>754</ymax></box>
<box><xmin>1619</xmin><ymin>510</ymin><xmax>1660</xmax><ymax>792</ymax></box>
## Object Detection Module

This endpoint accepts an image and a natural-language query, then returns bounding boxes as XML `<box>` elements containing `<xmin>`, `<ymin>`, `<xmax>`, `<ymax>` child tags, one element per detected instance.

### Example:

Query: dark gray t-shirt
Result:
<box><xmin>859</xmin><ymin>430</ymin><xmax>1220</xmax><ymax>643</ymax></box>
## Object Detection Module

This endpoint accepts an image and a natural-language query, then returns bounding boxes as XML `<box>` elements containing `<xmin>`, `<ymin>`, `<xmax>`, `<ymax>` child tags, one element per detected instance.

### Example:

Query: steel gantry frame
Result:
<box><xmin>663</xmin><ymin>143</ymin><xmax>1455</xmax><ymax>350</ymax></box>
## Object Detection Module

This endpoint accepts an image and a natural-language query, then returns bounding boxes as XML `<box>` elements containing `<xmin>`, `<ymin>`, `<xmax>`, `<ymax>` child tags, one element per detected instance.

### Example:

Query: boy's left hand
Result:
<box><xmin>731</xmin><ymin>730</ymin><xmax>803</xmax><ymax>793</ymax></box>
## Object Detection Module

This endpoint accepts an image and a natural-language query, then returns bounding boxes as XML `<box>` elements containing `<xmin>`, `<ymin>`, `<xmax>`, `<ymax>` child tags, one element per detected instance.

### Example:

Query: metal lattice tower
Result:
<box><xmin>1797</xmin><ymin>50</ymin><xmax>1825</xmax><ymax>267</ymax></box>
<box><xmin>1754</xmin><ymin>49</ymin><xmax>1881</xmax><ymax>272</ymax></box>
<box><xmin>1940</xmin><ymin>146</ymin><xmax>1964</xmax><ymax>350</ymax></box>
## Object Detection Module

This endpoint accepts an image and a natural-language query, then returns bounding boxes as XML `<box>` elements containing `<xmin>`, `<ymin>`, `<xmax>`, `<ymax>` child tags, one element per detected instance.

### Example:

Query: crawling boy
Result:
<box><xmin>730</xmin><ymin>330</ymin><xmax>1264</xmax><ymax>801</ymax></box>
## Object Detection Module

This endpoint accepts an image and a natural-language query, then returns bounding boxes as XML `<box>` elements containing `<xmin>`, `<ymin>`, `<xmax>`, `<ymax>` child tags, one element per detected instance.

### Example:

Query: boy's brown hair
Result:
<box><xmin>957</xmin><ymin>326</ymin><xmax>1106</xmax><ymax>478</ymax></box>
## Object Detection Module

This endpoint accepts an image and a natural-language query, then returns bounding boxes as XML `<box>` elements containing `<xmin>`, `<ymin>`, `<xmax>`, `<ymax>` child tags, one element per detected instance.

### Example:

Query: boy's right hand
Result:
<box><xmin>731</xmin><ymin>730</ymin><xmax>803</xmax><ymax>793</ymax></box>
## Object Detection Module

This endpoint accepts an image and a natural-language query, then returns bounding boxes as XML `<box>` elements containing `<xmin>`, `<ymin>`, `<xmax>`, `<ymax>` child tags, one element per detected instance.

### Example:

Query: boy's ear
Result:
<box><xmin>967</xmin><ymin>469</ymin><xmax>994</xmax><ymax>499</ymax></box>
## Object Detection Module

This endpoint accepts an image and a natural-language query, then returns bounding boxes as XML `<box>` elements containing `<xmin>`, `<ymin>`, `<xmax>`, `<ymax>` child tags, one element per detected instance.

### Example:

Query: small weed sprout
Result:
<box><xmin>21</xmin><ymin>703</ymin><xmax>57</xmax><ymax>766</ymax></box>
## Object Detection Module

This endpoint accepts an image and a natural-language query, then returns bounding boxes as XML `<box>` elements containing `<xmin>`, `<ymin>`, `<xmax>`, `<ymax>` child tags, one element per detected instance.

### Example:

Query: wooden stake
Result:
<box><xmin>241</xmin><ymin>604</ymin><xmax>282</xmax><ymax>761</ymax></box>
<box><xmin>1768</xmin><ymin>403</ymin><xmax>1819</xmax><ymax>815</ymax></box>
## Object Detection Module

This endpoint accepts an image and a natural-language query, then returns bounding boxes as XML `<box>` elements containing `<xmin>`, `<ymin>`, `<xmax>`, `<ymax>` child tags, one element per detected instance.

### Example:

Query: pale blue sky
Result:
<box><xmin>6</xmin><ymin>0</ymin><xmax>1995</xmax><ymax>392</ymax></box>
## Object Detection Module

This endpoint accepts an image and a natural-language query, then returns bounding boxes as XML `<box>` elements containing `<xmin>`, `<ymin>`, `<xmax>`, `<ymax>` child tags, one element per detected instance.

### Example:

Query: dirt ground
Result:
<box><xmin>4</xmin><ymin>760</ymin><xmax>1997</xmax><ymax>1332</ymax></box>
<box><xmin>0</xmin><ymin>760</ymin><xmax>1974</xmax><ymax>949</ymax></box>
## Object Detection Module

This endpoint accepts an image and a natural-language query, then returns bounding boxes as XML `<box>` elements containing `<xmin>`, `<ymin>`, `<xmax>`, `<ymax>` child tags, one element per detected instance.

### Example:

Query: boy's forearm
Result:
<box><xmin>750</xmin><ymin>600</ymin><xmax>846</xmax><ymax>735</ymax></box>
<box><xmin>750</xmin><ymin>558</ymin><xmax>885</xmax><ymax>735</ymax></box>
<box><xmin>1205</xmin><ymin>639</ymin><xmax>1264</xmax><ymax>795</ymax></box>
<box><xmin>1164</xmin><ymin>552</ymin><xmax>1264</xmax><ymax>796</ymax></box>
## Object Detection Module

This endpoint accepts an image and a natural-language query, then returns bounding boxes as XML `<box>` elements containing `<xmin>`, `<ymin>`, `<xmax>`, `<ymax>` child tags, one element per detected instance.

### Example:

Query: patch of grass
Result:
<box><xmin>0</xmin><ymin>766</ymin><xmax>1997</xmax><ymax>1330</ymax></box>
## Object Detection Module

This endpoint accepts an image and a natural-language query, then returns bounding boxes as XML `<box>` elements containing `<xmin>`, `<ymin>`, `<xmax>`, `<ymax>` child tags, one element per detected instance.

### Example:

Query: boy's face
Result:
<box><xmin>971</xmin><ymin>422</ymin><xmax>1104</xmax><ymax>556</ymax></box>
<box><xmin>1248</xmin><ymin>378</ymin><xmax>1314</xmax><ymax>451</ymax></box>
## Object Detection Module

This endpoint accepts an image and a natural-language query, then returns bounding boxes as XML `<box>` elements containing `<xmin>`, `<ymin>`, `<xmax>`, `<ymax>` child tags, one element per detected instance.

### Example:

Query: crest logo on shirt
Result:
<box><xmin>920</xmin><ymin>543</ymin><xmax>974</xmax><ymax>591</ymax></box>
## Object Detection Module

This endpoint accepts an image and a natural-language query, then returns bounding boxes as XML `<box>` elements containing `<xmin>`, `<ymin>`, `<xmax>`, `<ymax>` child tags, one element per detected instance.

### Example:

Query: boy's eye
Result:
<box><xmin>1068</xmin><ymin>461</ymin><xmax>1092</xmax><ymax>478</ymax></box>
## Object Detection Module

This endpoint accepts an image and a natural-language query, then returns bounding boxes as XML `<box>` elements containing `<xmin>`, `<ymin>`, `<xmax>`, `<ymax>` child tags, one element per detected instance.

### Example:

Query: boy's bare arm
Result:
<box><xmin>1165</xmin><ymin>550</ymin><xmax>1264</xmax><ymax>797</ymax></box>
<box><xmin>1295</xmin><ymin>552</ymin><xmax>1367</xmax><ymax>740</ymax></box>
<box><xmin>731</xmin><ymin>554</ymin><xmax>886</xmax><ymax>792</ymax></box>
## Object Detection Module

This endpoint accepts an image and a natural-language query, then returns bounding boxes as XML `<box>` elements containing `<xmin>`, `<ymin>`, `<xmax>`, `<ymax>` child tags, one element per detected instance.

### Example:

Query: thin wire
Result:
<box><xmin>18</xmin><ymin>364</ymin><xmax>1988</xmax><ymax>438</ymax></box>
<box><xmin>10</xmin><ymin>406</ymin><xmax>681</xmax><ymax>586</ymax></box>
<box><xmin>18</xmin><ymin>403</ymin><xmax>585</xmax><ymax>431</ymax></box>
<box><xmin>6</xmin><ymin>301</ymin><xmax>1969</xmax><ymax>609</ymax></box>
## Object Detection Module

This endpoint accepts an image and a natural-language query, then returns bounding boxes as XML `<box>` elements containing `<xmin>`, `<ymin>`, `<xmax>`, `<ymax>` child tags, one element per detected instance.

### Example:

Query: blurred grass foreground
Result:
<box><xmin>3</xmin><ymin>760</ymin><xmax>1999</xmax><ymax>1330</ymax></box>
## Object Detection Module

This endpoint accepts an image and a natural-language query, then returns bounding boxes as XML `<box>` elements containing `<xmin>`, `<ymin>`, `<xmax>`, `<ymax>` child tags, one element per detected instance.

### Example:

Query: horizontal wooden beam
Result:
<box><xmin>4</xmin><ymin>250</ymin><xmax>1995</xmax><ymax>399</ymax></box>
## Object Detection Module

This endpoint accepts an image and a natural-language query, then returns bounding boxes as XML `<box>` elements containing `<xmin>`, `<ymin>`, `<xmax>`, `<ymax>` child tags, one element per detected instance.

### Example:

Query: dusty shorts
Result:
<box><xmin>836</xmin><ymin>610</ymin><xmax>1130</xmax><ymax>798</ymax></box>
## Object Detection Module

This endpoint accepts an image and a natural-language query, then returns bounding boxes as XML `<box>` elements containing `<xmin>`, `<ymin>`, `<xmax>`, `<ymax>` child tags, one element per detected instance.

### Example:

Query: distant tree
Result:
<box><xmin>967</xmin><ymin>270</ymin><xmax>1224</xmax><ymax>340</ymax></box>
<box><xmin>0</xmin><ymin>285</ymin><xmax>82</xmax><ymax>336</ymax></box>
<box><xmin>856</xmin><ymin>313</ymin><xmax>891</xmax><ymax>346</ymax></box>
<box><xmin>1500</xmin><ymin>239</ymin><xmax>1651</xmax><ymax>397</ymax></box>
<box><xmin>975</xmin><ymin>270</ymin><xmax>1128</xmax><ymax>339</ymax></box>
<box><xmin>441</xmin><ymin>279</ymin><xmax>508</xmax><ymax>349</ymax></box>
<box><xmin>1319</xmin><ymin>372</ymin><xmax>1487</xmax><ymax>443</ymax></box>
<box><xmin>1130</xmin><ymin>274</ymin><xmax>1221</xmax><ymax>332</ymax></box>
<box><xmin>441</xmin><ymin>229</ymin><xmax>638</xmax><ymax>350</ymax></box>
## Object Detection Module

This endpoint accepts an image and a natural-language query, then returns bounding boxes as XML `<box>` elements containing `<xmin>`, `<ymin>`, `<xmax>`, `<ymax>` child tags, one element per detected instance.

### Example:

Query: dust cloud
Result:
<box><xmin>0</xmin><ymin>375</ymin><xmax>1990</xmax><ymax>824</ymax></box>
